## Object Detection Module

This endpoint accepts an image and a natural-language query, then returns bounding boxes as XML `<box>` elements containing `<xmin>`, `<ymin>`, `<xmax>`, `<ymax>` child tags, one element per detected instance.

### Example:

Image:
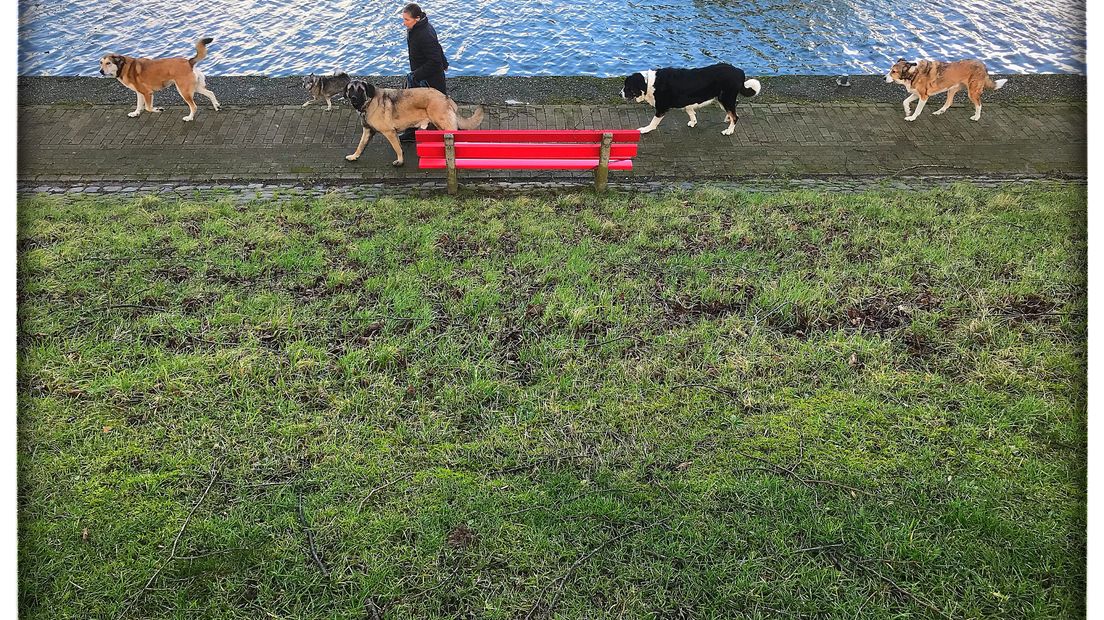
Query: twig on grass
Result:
<box><xmin>120</xmin><ymin>465</ymin><xmax>218</xmax><ymax>618</ymax></box>
<box><xmin>845</xmin><ymin>553</ymin><xmax>955</xmax><ymax>620</ymax></box>
<box><xmin>794</xmin><ymin>542</ymin><xmax>954</xmax><ymax>619</ymax></box>
<box><xmin>173</xmin><ymin>547</ymin><xmax>252</xmax><ymax>561</ymax></box>
<box><xmin>407</xmin><ymin>561</ymin><xmax>465</xmax><ymax>599</ymax></box>
<box><xmin>356</xmin><ymin>472</ymin><xmax>415</xmax><ymax>512</ymax></box>
<box><xmin>583</xmin><ymin>334</ymin><xmax>642</xmax><ymax>350</ymax></box>
<box><xmin>297</xmin><ymin>490</ymin><xmax>329</xmax><ymax>576</ymax></box>
<box><xmin>524</xmin><ymin>521</ymin><xmax>663</xmax><ymax>620</ymax></box>
<box><xmin>734</xmin><ymin>450</ymin><xmax>873</xmax><ymax>497</ymax></box>
<box><xmin>791</xmin><ymin>543</ymin><xmax>846</xmax><ymax>554</ymax></box>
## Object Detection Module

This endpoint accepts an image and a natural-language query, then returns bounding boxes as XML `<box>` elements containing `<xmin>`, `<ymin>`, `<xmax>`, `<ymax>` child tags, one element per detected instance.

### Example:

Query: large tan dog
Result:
<box><xmin>885</xmin><ymin>58</ymin><xmax>1007</xmax><ymax>122</ymax></box>
<box><xmin>342</xmin><ymin>80</ymin><xmax>484</xmax><ymax>166</ymax></box>
<box><xmin>99</xmin><ymin>37</ymin><xmax>221</xmax><ymax>122</ymax></box>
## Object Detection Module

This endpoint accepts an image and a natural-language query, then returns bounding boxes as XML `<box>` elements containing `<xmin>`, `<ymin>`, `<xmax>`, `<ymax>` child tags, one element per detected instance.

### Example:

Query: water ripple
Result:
<box><xmin>18</xmin><ymin>0</ymin><xmax>1085</xmax><ymax>76</ymax></box>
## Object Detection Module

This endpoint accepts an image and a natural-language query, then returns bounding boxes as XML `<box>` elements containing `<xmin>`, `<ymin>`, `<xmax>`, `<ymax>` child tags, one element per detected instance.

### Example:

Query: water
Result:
<box><xmin>18</xmin><ymin>0</ymin><xmax>1085</xmax><ymax>76</ymax></box>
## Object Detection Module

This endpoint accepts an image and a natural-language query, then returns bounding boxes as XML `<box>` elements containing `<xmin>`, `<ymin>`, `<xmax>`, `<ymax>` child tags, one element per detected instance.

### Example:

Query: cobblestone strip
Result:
<box><xmin>17</xmin><ymin>176</ymin><xmax>1086</xmax><ymax>203</ymax></box>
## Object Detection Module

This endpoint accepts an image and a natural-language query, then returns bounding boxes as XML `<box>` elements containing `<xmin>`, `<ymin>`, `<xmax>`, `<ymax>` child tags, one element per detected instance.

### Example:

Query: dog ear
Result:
<box><xmin>897</xmin><ymin>58</ymin><xmax>906</xmax><ymax>63</ymax></box>
<box><xmin>111</xmin><ymin>55</ymin><xmax>125</xmax><ymax>67</ymax></box>
<box><xmin>364</xmin><ymin>83</ymin><xmax>376</xmax><ymax>99</ymax></box>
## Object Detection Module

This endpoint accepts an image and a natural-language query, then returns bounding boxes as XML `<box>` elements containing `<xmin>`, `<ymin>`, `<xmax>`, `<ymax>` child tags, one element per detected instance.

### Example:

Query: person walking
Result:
<box><xmin>401</xmin><ymin>3</ymin><xmax>448</xmax><ymax>141</ymax></box>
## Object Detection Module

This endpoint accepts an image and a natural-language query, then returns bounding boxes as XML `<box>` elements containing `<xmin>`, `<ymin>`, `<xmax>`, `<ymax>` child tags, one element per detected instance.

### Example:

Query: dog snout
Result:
<box><xmin>884</xmin><ymin>74</ymin><xmax>893</xmax><ymax>83</ymax></box>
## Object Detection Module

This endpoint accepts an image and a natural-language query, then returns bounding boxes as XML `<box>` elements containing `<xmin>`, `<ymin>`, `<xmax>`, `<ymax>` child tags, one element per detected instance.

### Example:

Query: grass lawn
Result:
<box><xmin>17</xmin><ymin>183</ymin><xmax>1086</xmax><ymax>619</ymax></box>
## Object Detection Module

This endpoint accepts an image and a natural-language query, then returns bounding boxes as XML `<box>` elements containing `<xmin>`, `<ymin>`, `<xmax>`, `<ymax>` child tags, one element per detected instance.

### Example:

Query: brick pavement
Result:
<box><xmin>17</xmin><ymin>100</ymin><xmax>1086</xmax><ymax>185</ymax></box>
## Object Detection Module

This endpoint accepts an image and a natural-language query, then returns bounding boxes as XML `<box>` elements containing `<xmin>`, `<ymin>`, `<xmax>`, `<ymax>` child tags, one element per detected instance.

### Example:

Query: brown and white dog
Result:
<box><xmin>99</xmin><ymin>37</ymin><xmax>221</xmax><ymax>122</ymax></box>
<box><xmin>885</xmin><ymin>58</ymin><xmax>1007</xmax><ymax>122</ymax></box>
<box><xmin>342</xmin><ymin>79</ymin><xmax>484</xmax><ymax>166</ymax></box>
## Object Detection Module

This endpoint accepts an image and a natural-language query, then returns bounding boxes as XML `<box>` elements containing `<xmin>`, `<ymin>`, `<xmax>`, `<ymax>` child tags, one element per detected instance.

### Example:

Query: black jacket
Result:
<box><xmin>407</xmin><ymin>18</ymin><xmax>449</xmax><ymax>94</ymax></box>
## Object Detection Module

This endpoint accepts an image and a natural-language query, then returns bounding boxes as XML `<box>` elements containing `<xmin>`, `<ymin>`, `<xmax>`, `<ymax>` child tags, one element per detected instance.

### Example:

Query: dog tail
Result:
<box><xmin>458</xmin><ymin>105</ymin><xmax>485</xmax><ymax>129</ymax></box>
<box><xmin>986</xmin><ymin>77</ymin><xmax>1008</xmax><ymax>90</ymax></box>
<box><xmin>189</xmin><ymin>37</ymin><xmax>214</xmax><ymax>67</ymax></box>
<box><xmin>741</xmin><ymin>78</ymin><xmax>762</xmax><ymax>97</ymax></box>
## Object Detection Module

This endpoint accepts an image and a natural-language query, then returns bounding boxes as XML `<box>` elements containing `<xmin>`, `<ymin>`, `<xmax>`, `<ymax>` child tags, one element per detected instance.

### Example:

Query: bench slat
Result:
<box><xmin>419</xmin><ymin>158</ymin><xmax>634</xmax><ymax>171</ymax></box>
<box><xmin>416</xmin><ymin>143</ymin><xmax>639</xmax><ymax>159</ymax></box>
<box><xmin>416</xmin><ymin>129</ymin><xmax>641</xmax><ymax>144</ymax></box>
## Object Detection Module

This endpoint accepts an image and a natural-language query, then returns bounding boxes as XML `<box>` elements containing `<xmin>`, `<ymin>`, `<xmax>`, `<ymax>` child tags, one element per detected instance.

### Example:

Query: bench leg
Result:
<box><xmin>594</xmin><ymin>132</ymin><xmax>613</xmax><ymax>192</ymax></box>
<box><xmin>445</xmin><ymin>133</ymin><xmax>458</xmax><ymax>195</ymax></box>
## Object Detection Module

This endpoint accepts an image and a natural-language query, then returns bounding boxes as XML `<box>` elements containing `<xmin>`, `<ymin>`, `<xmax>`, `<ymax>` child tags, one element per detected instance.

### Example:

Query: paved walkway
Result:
<box><xmin>17</xmin><ymin>100</ymin><xmax>1085</xmax><ymax>184</ymax></box>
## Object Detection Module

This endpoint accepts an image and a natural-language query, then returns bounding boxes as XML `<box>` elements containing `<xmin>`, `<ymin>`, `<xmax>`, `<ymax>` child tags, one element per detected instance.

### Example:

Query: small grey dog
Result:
<box><xmin>302</xmin><ymin>72</ymin><xmax>352</xmax><ymax>110</ymax></box>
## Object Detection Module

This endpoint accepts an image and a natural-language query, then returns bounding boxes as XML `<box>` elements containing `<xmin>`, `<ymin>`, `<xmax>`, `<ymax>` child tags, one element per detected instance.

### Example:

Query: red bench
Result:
<box><xmin>416</xmin><ymin>129</ymin><xmax>641</xmax><ymax>194</ymax></box>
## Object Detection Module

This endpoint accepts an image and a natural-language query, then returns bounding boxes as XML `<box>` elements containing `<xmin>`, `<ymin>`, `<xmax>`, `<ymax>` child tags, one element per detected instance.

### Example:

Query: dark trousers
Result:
<box><xmin>403</xmin><ymin>74</ymin><xmax>446</xmax><ymax>137</ymax></box>
<box><xmin>405</xmin><ymin>72</ymin><xmax>447</xmax><ymax>95</ymax></box>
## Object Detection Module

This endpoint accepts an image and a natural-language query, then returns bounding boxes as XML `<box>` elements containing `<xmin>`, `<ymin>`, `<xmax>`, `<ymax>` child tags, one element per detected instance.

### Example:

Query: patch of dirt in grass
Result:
<box><xmin>181</xmin><ymin>291</ymin><xmax>220</xmax><ymax>314</ymax></box>
<box><xmin>497</xmin><ymin>324</ymin><xmax>525</xmax><ymax>364</ymax></box>
<box><xmin>17</xmin><ymin>236</ymin><xmax>59</xmax><ymax>253</ymax></box>
<box><xmin>152</xmin><ymin>263</ymin><xmax>192</xmax><ymax>284</ymax></box>
<box><xmin>845</xmin><ymin>245</ymin><xmax>878</xmax><ymax>263</ymax></box>
<box><xmin>143</xmin><ymin>329</ymin><xmax>206</xmax><ymax>354</ymax></box>
<box><xmin>767</xmin><ymin>304</ymin><xmax>825</xmax><ymax>339</ymax></box>
<box><xmin>436</xmin><ymin>232</ymin><xmax>518</xmax><ymax>261</ymax></box>
<box><xmin>660</xmin><ymin>285</ymin><xmax>756</xmax><ymax>326</ymax></box>
<box><xmin>255</xmin><ymin>326</ymin><xmax>289</xmax><ymax>351</ymax></box>
<box><xmin>842</xmin><ymin>295</ymin><xmax>913</xmax><ymax>332</ymax></box>
<box><xmin>902</xmin><ymin>332</ymin><xmax>936</xmax><ymax>356</ymax></box>
<box><xmin>288</xmin><ymin>276</ymin><xmax>329</xmax><ymax>302</ymax></box>
<box><xmin>178</xmin><ymin>219</ymin><xmax>203</xmax><ymax>239</ymax></box>
<box><xmin>446</xmin><ymin>524</ymin><xmax>476</xmax><ymax>549</ymax></box>
<box><xmin>993</xmin><ymin>294</ymin><xmax>1061</xmax><ymax>323</ymax></box>
<box><xmin>913</xmin><ymin>289</ymin><xmax>941</xmax><ymax>311</ymax></box>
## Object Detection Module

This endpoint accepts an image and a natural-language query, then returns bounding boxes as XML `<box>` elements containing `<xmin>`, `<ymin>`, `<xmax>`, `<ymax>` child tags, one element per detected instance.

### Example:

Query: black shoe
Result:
<box><xmin>399</xmin><ymin>129</ymin><xmax>417</xmax><ymax>143</ymax></box>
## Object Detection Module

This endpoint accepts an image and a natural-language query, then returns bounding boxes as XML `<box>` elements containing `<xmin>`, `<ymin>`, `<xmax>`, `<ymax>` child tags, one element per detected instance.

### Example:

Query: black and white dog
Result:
<box><xmin>620</xmin><ymin>63</ymin><xmax>761</xmax><ymax>135</ymax></box>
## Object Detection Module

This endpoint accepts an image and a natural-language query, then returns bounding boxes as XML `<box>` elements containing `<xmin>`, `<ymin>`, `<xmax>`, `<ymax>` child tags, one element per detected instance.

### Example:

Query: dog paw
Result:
<box><xmin>301</xmin><ymin>102</ymin><xmax>311</xmax><ymax>107</ymax></box>
<box><xmin>687</xmin><ymin>120</ymin><xmax>697</xmax><ymax>127</ymax></box>
<box><xmin>932</xmin><ymin>109</ymin><xmax>945</xmax><ymax>115</ymax></box>
<box><xmin>213</xmin><ymin>104</ymin><xmax>221</xmax><ymax>112</ymax></box>
<box><xmin>127</xmin><ymin>111</ymin><xmax>140</xmax><ymax>118</ymax></box>
<box><xmin>182</xmin><ymin>116</ymin><xmax>194</xmax><ymax>122</ymax></box>
<box><xmin>721</xmin><ymin>128</ymin><xmax>735</xmax><ymax>136</ymax></box>
<box><xmin>970</xmin><ymin>115</ymin><xmax>981</xmax><ymax>121</ymax></box>
<box><xmin>904</xmin><ymin>115</ymin><xmax>918</xmax><ymax>122</ymax></box>
<box><xmin>392</xmin><ymin>160</ymin><xmax>405</xmax><ymax>167</ymax></box>
<box><xmin>637</xmin><ymin>126</ymin><xmax>654</xmax><ymax>134</ymax></box>
<box><xmin>345</xmin><ymin>154</ymin><xmax>359</xmax><ymax>161</ymax></box>
<box><xmin>152</xmin><ymin>107</ymin><xmax>164</xmax><ymax>113</ymax></box>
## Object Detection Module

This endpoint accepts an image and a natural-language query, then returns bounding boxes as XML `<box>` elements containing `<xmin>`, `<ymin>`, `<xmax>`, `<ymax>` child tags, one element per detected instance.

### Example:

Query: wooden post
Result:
<box><xmin>594</xmin><ymin>132</ymin><xmax>613</xmax><ymax>192</ymax></box>
<box><xmin>444</xmin><ymin>133</ymin><xmax>458</xmax><ymax>195</ymax></box>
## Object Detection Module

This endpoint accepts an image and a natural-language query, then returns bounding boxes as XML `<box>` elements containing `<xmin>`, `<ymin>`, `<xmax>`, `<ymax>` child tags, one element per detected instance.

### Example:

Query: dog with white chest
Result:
<box><xmin>98</xmin><ymin>37</ymin><xmax>220</xmax><ymax>122</ymax></box>
<box><xmin>621</xmin><ymin>63</ymin><xmax>761</xmax><ymax>135</ymax></box>
<box><xmin>885</xmin><ymin>58</ymin><xmax>1007</xmax><ymax>122</ymax></box>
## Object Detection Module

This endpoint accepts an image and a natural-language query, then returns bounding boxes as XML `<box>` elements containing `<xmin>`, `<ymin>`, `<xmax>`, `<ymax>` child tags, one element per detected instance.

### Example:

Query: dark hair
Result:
<box><xmin>403</xmin><ymin>3</ymin><xmax>425</xmax><ymax>18</ymax></box>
